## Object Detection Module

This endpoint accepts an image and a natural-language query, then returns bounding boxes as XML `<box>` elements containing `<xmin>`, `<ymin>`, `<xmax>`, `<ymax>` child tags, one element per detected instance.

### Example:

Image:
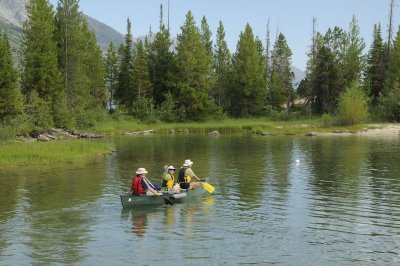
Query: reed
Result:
<box><xmin>0</xmin><ymin>139</ymin><xmax>113</xmax><ymax>168</ymax></box>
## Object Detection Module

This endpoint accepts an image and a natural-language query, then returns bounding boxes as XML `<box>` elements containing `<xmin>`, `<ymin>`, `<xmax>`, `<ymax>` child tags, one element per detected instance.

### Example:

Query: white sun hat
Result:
<box><xmin>136</xmin><ymin>168</ymin><xmax>148</xmax><ymax>175</ymax></box>
<box><xmin>167</xmin><ymin>166</ymin><xmax>176</xmax><ymax>170</ymax></box>
<box><xmin>183</xmin><ymin>159</ymin><xmax>193</xmax><ymax>166</ymax></box>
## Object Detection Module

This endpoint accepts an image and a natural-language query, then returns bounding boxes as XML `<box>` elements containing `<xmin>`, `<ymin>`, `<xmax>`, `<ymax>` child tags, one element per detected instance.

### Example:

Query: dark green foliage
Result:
<box><xmin>148</xmin><ymin>21</ymin><xmax>176</xmax><ymax>106</ymax></box>
<box><xmin>0</xmin><ymin>32</ymin><xmax>24</xmax><ymax>123</ymax></box>
<box><xmin>377</xmin><ymin>85</ymin><xmax>400</xmax><ymax>122</ymax></box>
<box><xmin>174</xmin><ymin>11</ymin><xmax>220</xmax><ymax>121</ymax></box>
<box><xmin>25</xmin><ymin>91</ymin><xmax>54</xmax><ymax>129</ymax></box>
<box><xmin>384</xmin><ymin>27</ymin><xmax>400</xmax><ymax>97</ymax></box>
<box><xmin>365</xmin><ymin>24</ymin><xmax>385</xmax><ymax>106</ymax></box>
<box><xmin>82</xmin><ymin>22</ymin><xmax>107</xmax><ymax>109</ymax></box>
<box><xmin>311</xmin><ymin>45</ymin><xmax>343</xmax><ymax>114</ymax></box>
<box><xmin>343</xmin><ymin>16</ymin><xmax>365</xmax><ymax>86</ymax></box>
<box><xmin>54</xmin><ymin>0</ymin><xmax>106</xmax><ymax>128</ymax></box>
<box><xmin>104</xmin><ymin>42</ymin><xmax>120</xmax><ymax>110</ymax></box>
<box><xmin>20</xmin><ymin>0</ymin><xmax>61</xmax><ymax>127</ymax></box>
<box><xmin>116</xmin><ymin>18</ymin><xmax>134</xmax><ymax>107</ymax></box>
<box><xmin>229</xmin><ymin>24</ymin><xmax>267</xmax><ymax>117</ymax></box>
<box><xmin>214</xmin><ymin>21</ymin><xmax>232</xmax><ymax>109</ymax></box>
<box><xmin>269</xmin><ymin>33</ymin><xmax>294</xmax><ymax>112</ymax></box>
<box><xmin>131</xmin><ymin>97</ymin><xmax>158</xmax><ymax>123</ymax></box>
<box><xmin>158</xmin><ymin>91</ymin><xmax>177</xmax><ymax>122</ymax></box>
<box><xmin>378</xmin><ymin>27</ymin><xmax>400</xmax><ymax>122</ymax></box>
<box><xmin>132</xmin><ymin>40</ymin><xmax>153</xmax><ymax>104</ymax></box>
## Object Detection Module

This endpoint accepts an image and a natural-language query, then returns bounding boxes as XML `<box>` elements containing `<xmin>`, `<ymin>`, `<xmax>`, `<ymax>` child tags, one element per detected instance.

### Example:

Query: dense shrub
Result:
<box><xmin>336</xmin><ymin>82</ymin><xmax>369</xmax><ymax>125</ymax></box>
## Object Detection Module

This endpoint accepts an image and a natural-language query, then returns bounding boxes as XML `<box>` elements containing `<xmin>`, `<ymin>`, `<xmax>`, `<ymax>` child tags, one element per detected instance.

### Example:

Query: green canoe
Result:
<box><xmin>120</xmin><ymin>186</ymin><xmax>205</xmax><ymax>208</ymax></box>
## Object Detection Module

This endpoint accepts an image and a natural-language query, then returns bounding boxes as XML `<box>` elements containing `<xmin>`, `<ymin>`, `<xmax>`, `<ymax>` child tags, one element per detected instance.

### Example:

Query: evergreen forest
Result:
<box><xmin>1</xmin><ymin>0</ymin><xmax>400</xmax><ymax>138</ymax></box>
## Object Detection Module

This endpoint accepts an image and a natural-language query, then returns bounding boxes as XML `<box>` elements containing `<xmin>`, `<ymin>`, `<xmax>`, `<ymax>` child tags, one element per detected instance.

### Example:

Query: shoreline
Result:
<box><xmin>317</xmin><ymin>123</ymin><xmax>400</xmax><ymax>138</ymax></box>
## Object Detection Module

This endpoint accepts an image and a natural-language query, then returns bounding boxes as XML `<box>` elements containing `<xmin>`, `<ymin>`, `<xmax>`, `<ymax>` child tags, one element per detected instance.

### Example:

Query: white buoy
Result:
<box><xmin>295</xmin><ymin>159</ymin><xmax>300</xmax><ymax>163</ymax></box>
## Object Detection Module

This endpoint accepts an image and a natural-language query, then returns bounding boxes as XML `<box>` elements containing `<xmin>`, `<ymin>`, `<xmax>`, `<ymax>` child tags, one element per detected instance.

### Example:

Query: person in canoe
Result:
<box><xmin>131</xmin><ymin>168</ymin><xmax>162</xmax><ymax>196</ymax></box>
<box><xmin>161</xmin><ymin>165</ymin><xmax>180</xmax><ymax>192</ymax></box>
<box><xmin>178</xmin><ymin>159</ymin><xmax>201</xmax><ymax>191</ymax></box>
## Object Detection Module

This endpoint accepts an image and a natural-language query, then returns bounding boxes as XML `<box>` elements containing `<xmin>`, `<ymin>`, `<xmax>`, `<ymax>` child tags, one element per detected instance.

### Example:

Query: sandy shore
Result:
<box><xmin>356</xmin><ymin>123</ymin><xmax>400</xmax><ymax>137</ymax></box>
<box><xmin>318</xmin><ymin>123</ymin><xmax>400</xmax><ymax>138</ymax></box>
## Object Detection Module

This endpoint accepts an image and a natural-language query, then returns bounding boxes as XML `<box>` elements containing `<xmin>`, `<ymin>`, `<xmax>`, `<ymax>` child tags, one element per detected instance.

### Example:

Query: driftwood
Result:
<box><xmin>208</xmin><ymin>131</ymin><xmax>220</xmax><ymax>137</ymax></box>
<box><xmin>305</xmin><ymin>132</ymin><xmax>317</xmax><ymax>137</ymax></box>
<box><xmin>31</xmin><ymin>128</ymin><xmax>105</xmax><ymax>141</ymax></box>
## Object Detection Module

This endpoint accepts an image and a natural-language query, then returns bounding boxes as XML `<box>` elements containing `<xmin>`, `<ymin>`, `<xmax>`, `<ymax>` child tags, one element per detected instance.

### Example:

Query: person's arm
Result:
<box><xmin>148</xmin><ymin>186</ymin><xmax>162</xmax><ymax>196</ymax></box>
<box><xmin>187</xmin><ymin>168</ymin><xmax>201</xmax><ymax>181</ymax></box>
<box><xmin>142</xmin><ymin>178</ymin><xmax>162</xmax><ymax>196</ymax></box>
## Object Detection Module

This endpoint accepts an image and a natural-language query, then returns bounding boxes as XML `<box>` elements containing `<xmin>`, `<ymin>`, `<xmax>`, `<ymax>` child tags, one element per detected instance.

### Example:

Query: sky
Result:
<box><xmin>48</xmin><ymin>0</ymin><xmax>399</xmax><ymax>70</ymax></box>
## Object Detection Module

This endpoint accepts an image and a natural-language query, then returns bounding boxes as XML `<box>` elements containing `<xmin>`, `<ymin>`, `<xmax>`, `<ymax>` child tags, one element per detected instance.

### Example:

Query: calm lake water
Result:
<box><xmin>1</xmin><ymin>134</ymin><xmax>400</xmax><ymax>265</ymax></box>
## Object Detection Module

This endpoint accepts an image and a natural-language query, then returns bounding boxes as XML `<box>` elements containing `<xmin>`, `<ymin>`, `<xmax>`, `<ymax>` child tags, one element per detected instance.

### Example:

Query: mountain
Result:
<box><xmin>0</xmin><ymin>0</ymin><xmax>28</xmax><ymax>27</ymax></box>
<box><xmin>292</xmin><ymin>66</ymin><xmax>305</xmax><ymax>87</ymax></box>
<box><xmin>0</xmin><ymin>0</ymin><xmax>124</xmax><ymax>53</ymax></box>
<box><xmin>84</xmin><ymin>15</ymin><xmax>124</xmax><ymax>50</ymax></box>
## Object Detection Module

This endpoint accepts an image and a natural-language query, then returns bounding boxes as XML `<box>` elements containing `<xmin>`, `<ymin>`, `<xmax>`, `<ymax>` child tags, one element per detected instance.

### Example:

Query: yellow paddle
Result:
<box><xmin>200</xmin><ymin>179</ymin><xmax>215</xmax><ymax>193</ymax></box>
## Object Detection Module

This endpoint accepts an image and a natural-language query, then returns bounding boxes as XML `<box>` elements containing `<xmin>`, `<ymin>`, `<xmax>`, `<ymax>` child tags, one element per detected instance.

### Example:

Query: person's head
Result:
<box><xmin>183</xmin><ymin>159</ymin><xmax>193</xmax><ymax>167</ymax></box>
<box><xmin>136</xmin><ymin>168</ymin><xmax>148</xmax><ymax>176</ymax></box>
<box><xmin>167</xmin><ymin>165</ymin><xmax>176</xmax><ymax>173</ymax></box>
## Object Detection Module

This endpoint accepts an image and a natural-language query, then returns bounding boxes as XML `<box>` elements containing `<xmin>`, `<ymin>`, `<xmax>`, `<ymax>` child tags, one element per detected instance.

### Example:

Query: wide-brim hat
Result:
<box><xmin>167</xmin><ymin>166</ymin><xmax>176</xmax><ymax>170</ymax></box>
<box><xmin>136</xmin><ymin>168</ymin><xmax>148</xmax><ymax>174</ymax></box>
<box><xmin>183</xmin><ymin>159</ymin><xmax>193</xmax><ymax>166</ymax></box>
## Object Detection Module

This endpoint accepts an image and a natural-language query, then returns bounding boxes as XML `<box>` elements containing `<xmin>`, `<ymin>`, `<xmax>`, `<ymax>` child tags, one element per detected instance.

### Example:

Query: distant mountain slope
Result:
<box><xmin>84</xmin><ymin>15</ymin><xmax>124</xmax><ymax>50</ymax></box>
<box><xmin>292</xmin><ymin>66</ymin><xmax>305</xmax><ymax>87</ymax></box>
<box><xmin>0</xmin><ymin>0</ymin><xmax>124</xmax><ymax>53</ymax></box>
<box><xmin>0</xmin><ymin>0</ymin><xmax>28</xmax><ymax>26</ymax></box>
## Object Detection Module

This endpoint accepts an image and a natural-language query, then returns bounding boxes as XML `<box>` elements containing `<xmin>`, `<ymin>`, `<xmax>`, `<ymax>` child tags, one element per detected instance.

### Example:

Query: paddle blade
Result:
<box><xmin>162</xmin><ymin>195</ymin><xmax>174</xmax><ymax>206</ymax></box>
<box><xmin>201</xmin><ymin>181</ymin><xmax>215</xmax><ymax>193</ymax></box>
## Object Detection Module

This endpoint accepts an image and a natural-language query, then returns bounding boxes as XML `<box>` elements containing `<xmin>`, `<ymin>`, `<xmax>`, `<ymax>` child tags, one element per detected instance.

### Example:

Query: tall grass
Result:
<box><xmin>0</xmin><ymin>139</ymin><xmax>113</xmax><ymax>168</ymax></box>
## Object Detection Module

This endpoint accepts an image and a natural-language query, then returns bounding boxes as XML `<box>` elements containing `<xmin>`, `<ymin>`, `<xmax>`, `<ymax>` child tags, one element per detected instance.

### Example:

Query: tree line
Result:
<box><xmin>0</xmin><ymin>0</ymin><xmax>399</xmax><ymax>134</ymax></box>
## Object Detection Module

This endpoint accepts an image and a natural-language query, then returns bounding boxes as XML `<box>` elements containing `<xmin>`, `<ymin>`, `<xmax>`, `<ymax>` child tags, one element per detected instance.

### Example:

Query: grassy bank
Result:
<box><xmin>0</xmin><ymin>139</ymin><xmax>113</xmax><ymax>168</ymax></box>
<box><xmin>88</xmin><ymin>117</ymin><xmax>368</xmax><ymax>135</ymax></box>
<box><xmin>0</xmin><ymin>117</ymin><xmax>372</xmax><ymax>169</ymax></box>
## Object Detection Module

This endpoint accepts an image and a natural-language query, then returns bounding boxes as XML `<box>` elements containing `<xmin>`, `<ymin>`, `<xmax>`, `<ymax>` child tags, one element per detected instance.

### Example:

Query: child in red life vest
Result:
<box><xmin>131</xmin><ymin>168</ymin><xmax>162</xmax><ymax>196</ymax></box>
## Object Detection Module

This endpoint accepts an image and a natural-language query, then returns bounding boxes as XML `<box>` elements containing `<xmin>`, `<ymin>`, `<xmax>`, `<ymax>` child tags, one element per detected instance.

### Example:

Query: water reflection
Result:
<box><xmin>1</xmin><ymin>135</ymin><xmax>400</xmax><ymax>264</ymax></box>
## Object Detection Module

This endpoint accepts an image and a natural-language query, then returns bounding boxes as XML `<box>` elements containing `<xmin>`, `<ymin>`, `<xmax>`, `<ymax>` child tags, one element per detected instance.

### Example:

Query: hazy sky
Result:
<box><xmin>48</xmin><ymin>0</ymin><xmax>399</xmax><ymax>70</ymax></box>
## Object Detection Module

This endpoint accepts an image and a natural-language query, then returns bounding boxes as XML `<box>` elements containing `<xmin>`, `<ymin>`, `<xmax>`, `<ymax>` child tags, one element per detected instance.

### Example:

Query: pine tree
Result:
<box><xmin>105</xmin><ymin>42</ymin><xmax>120</xmax><ymax>110</ymax></box>
<box><xmin>270</xmin><ymin>33</ymin><xmax>294</xmax><ymax>112</ymax></box>
<box><xmin>379</xmin><ymin>26</ymin><xmax>400</xmax><ymax>121</ymax></box>
<box><xmin>148</xmin><ymin>7</ymin><xmax>176</xmax><ymax>107</ymax></box>
<box><xmin>311</xmin><ymin>45</ymin><xmax>342</xmax><ymax>114</ymax></box>
<box><xmin>365</xmin><ymin>23</ymin><xmax>385</xmax><ymax>106</ymax></box>
<box><xmin>384</xmin><ymin>26</ymin><xmax>400</xmax><ymax>94</ymax></box>
<box><xmin>55</xmin><ymin>0</ymin><xmax>88</xmax><ymax>126</ymax></box>
<box><xmin>20</xmin><ymin>0</ymin><xmax>61</xmax><ymax>127</ymax></box>
<box><xmin>343</xmin><ymin>15</ymin><xmax>365</xmax><ymax>86</ymax></box>
<box><xmin>214</xmin><ymin>21</ymin><xmax>232</xmax><ymax>109</ymax></box>
<box><xmin>116</xmin><ymin>18</ymin><xmax>134</xmax><ymax>107</ymax></box>
<box><xmin>174</xmin><ymin>11</ymin><xmax>219</xmax><ymax>121</ymax></box>
<box><xmin>82</xmin><ymin>21</ymin><xmax>106</xmax><ymax>110</ymax></box>
<box><xmin>201</xmin><ymin>16</ymin><xmax>213</xmax><ymax>56</ymax></box>
<box><xmin>132</xmin><ymin>40</ymin><xmax>153</xmax><ymax>102</ymax></box>
<box><xmin>230</xmin><ymin>24</ymin><xmax>266</xmax><ymax>117</ymax></box>
<box><xmin>0</xmin><ymin>32</ymin><xmax>24</xmax><ymax>123</ymax></box>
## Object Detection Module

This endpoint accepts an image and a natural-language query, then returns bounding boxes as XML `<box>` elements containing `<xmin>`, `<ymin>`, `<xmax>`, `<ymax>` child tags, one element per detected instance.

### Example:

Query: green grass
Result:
<box><xmin>88</xmin><ymin>116</ymin><xmax>370</xmax><ymax>135</ymax></box>
<box><xmin>0</xmin><ymin>139</ymin><xmax>113</xmax><ymax>168</ymax></box>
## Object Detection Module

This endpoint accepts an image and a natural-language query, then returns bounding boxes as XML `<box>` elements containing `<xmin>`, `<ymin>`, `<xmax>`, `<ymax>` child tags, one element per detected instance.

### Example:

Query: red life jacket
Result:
<box><xmin>131</xmin><ymin>175</ymin><xmax>145</xmax><ymax>195</ymax></box>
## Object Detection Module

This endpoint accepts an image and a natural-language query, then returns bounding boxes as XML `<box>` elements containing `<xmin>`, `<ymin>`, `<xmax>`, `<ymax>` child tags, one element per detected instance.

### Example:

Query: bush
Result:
<box><xmin>336</xmin><ymin>81</ymin><xmax>369</xmax><ymax>125</ymax></box>
<box><xmin>321</xmin><ymin>113</ymin><xmax>333</xmax><ymax>127</ymax></box>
